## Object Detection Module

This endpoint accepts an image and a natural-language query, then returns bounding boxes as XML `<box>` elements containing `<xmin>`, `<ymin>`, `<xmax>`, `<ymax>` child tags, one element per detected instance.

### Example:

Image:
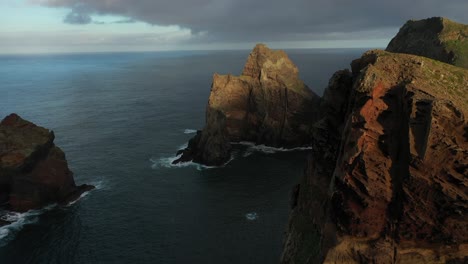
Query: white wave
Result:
<box><xmin>151</xmin><ymin>138</ymin><xmax>236</xmax><ymax>170</ymax></box>
<box><xmin>150</xmin><ymin>155</ymin><xmax>185</xmax><ymax>169</ymax></box>
<box><xmin>178</xmin><ymin>142</ymin><xmax>188</xmax><ymax>150</ymax></box>
<box><xmin>233</xmin><ymin>141</ymin><xmax>312</xmax><ymax>154</ymax></box>
<box><xmin>150</xmin><ymin>153</ymin><xmax>234</xmax><ymax>171</ymax></box>
<box><xmin>91</xmin><ymin>180</ymin><xmax>106</xmax><ymax>190</ymax></box>
<box><xmin>0</xmin><ymin>204</ymin><xmax>56</xmax><ymax>246</ymax></box>
<box><xmin>0</xmin><ymin>179</ymin><xmax>102</xmax><ymax>246</ymax></box>
<box><xmin>245</xmin><ymin>212</ymin><xmax>258</xmax><ymax>221</ymax></box>
<box><xmin>151</xmin><ymin>140</ymin><xmax>311</xmax><ymax>171</ymax></box>
<box><xmin>66</xmin><ymin>190</ymin><xmax>91</xmax><ymax>207</ymax></box>
<box><xmin>66</xmin><ymin>178</ymin><xmax>105</xmax><ymax>207</ymax></box>
<box><xmin>242</xmin><ymin>148</ymin><xmax>254</xmax><ymax>157</ymax></box>
<box><xmin>195</xmin><ymin>155</ymin><xmax>235</xmax><ymax>170</ymax></box>
<box><xmin>183</xmin><ymin>129</ymin><xmax>197</xmax><ymax>134</ymax></box>
<box><xmin>0</xmin><ymin>180</ymin><xmax>103</xmax><ymax>244</ymax></box>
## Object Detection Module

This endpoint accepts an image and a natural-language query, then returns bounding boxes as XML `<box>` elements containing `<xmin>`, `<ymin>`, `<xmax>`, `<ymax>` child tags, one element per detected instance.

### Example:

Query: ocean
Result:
<box><xmin>0</xmin><ymin>48</ymin><xmax>366</xmax><ymax>263</ymax></box>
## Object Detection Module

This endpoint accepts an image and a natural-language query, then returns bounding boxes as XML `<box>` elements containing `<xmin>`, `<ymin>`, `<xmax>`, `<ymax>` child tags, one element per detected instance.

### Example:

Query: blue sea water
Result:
<box><xmin>0</xmin><ymin>48</ymin><xmax>365</xmax><ymax>263</ymax></box>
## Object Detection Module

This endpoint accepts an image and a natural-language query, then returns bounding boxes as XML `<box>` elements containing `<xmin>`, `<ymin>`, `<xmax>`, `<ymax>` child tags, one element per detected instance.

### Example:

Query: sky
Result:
<box><xmin>1</xmin><ymin>0</ymin><xmax>467</xmax><ymax>54</ymax></box>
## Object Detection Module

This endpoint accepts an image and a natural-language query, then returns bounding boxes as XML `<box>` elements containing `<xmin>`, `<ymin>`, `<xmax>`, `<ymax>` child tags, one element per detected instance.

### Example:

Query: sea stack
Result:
<box><xmin>0</xmin><ymin>114</ymin><xmax>94</xmax><ymax>212</ymax></box>
<box><xmin>174</xmin><ymin>44</ymin><xmax>320</xmax><ymax>166</ymax></box>
<box><xmin>281</xmin><ymin>18</ymin><xmax>467</xmax><ymax>263</ymax></box>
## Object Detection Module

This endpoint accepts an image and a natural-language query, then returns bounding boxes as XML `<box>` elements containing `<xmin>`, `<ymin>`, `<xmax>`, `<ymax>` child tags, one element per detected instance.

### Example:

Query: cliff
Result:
<box><xmin>174</xmin><ymin>44</ymin><xmax>320</xmax><ymax>166</ymax></box>
<box><xmin>281</xmin><ymin>48</ymin><xmax>468</xmax><ymax>263</ymax></box>
<box><xmin>169</xmin><ymin>17</ymin><xmax>467</xmax><ymax>263</ymax></box>
<box><xmin>0</xmin><ymin>114</ymin><xmax>94</xmax><ymax>212</ymax></box>
<box><xmin>386</xmin><ymin>17</ymin><xmax>468</xmax><ymax>69</ymax></box>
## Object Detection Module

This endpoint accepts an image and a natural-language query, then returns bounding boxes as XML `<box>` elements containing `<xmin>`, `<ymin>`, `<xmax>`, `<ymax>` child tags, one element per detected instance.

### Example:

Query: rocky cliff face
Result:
<box><xmin>0</xmin><ymin>114</ymin><xmax>94</xmax><ymax>212</ymax></box>
<box><xmin>281</xmin><ymin>49</ymin><xmax>468</xmax><ymax>263</ymax></box>
<box><xmin>174</xmin><ymin>44</ymin><xmax>320</xmax><ymax>166</ymax></box>
<box><xmin>386</xmin><ymin>17</ymin><xmax>468</xmax><ymax>69</ymax></box>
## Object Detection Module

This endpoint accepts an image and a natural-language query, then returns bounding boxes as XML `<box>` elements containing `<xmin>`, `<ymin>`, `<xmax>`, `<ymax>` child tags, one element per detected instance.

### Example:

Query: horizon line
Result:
<box><xmin>0</xmin><ymin>46</ymin><xmax>386</xmax><ymax>56</ymax></box>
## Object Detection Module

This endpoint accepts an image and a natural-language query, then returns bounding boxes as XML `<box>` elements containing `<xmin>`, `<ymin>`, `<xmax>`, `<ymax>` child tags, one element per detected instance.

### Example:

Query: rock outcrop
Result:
<box><xmin>174</xmin><ymin>44</ymin><xmax>320</xmax><ymax>166</ymax></box>
<box><xmin>0</xmin><ymin>114</ymin><xmax>94</xmax><ymax>212</ymax></box>
<box><xmin>281</xmin><ymin>49</ymin><xmax>468</xmax><ymax>263</ymax></box>
<box><xmin>386</xmin><ymin>17</ymin><xmax>468</xmax><ymax>69</ymax></box>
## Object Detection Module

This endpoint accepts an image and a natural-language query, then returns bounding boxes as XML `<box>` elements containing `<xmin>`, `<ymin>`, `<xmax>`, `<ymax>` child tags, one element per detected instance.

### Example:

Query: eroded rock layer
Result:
<box><xmin>281</xmin><ymin>50</ymin><xmax>468</xmax><ymax>263</ymax></box>
<box><xmin>174</xmin><ymin>44</ymin><xmax>319</xmax><ymax>166</ymax></box>
<box><xmin>0</xmin><ymin>114</ymin><xmax>94</xmax><ymax>212</ymax></box>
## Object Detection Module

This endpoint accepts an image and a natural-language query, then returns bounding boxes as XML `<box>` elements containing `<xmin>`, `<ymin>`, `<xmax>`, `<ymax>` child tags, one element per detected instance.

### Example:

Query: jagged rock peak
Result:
<box><xmin>242</xmin><ymin>43</ymin><xmax>308</xmax><ymax>93</ymax></box>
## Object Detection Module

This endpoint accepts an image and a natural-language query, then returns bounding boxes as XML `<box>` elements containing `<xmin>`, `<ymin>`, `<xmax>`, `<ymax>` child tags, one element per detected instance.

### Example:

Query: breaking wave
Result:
<box><xmin>150</xmin><ymin>154</ymin><xmax>234</xmax><ymax>171</ymax></box>
<box><xmin>0</xmin><ymin>204</ymin><xmax>56</xmax><ymax>246</ymax></box>
<box><xmin>151</xmin><ymin>139</ymin><xmax>311</xmax><ymax>171</ymax></box>
<box><xmin>233</xmin><ymin>141</ymin><xmax>312</xmax><ymax>154</ymax></box>
<box><xmin>183</xmin><ymin>129</ymin><xmax>197</xmax><ymax>134</ymax></box>
<box><xmin>150</xmin><ymin>139</ymin><xmax>233</xmax><ymax>170</ymax></box>
<box><xmin>66</xmin><ymin>180</ymin><xmax>102</xmax><ymax>206</ymax></box>
<box><xmin>245</xmin><ymin>212</ymin><xmax>258</xmax><ymax>221</ymax></box>
<box><xmin>0</xmin><ymin>181</ymin><xmax>101</xmax><ymax>246</ymax></box>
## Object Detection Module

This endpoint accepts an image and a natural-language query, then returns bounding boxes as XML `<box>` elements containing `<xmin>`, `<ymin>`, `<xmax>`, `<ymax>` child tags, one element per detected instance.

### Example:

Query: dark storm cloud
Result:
<box><xmin>62</xmin><ymin>3</ymin><xmax>92</xmax><ymax>24</ymax></box>
<box><xmin>93</xmin><ymin>19</ymin><xmax>136</xmax><ymax>25</ymax></box>
<box><xmin>61</xmin><ymin>3</ymin><xmax>137</xmax><ymax>25</ymax></box>
<box><xmin>114</xmin><ymin>18</ymin><xmax>136</xmax><ymax>24</ymax></box>
<box><xmin>40</xmin><ymin>0</ymin><xmax>468</xmax><ymax>41</ymax></box>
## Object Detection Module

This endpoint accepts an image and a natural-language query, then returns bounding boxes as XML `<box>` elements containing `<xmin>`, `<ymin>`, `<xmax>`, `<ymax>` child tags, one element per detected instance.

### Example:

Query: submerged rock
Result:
<box><xmin>386</xmin><ymin>17</ymin><xmax>468</xmax><ymax>69</ymax></box>
<box><xmin>174</xmin><ymin>44</ymin><xmax>319</xmax><ymax>166</ymax></box>
<box><xmin>0</xmin><ymin>114</ymin><xmax>94</xmax><ymax>212</ymax></box>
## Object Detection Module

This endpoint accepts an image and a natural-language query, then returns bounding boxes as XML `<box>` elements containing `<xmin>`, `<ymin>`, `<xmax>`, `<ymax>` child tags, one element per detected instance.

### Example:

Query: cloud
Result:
<box><xmin>63</xmin><ymin>11</ymin><xmax>91</xmax><ymax>24</ymax></box>
<box><xmin>59</xmin><ymin>3</ymin><xmax>136</xmax><ymax>25</ymax></box>
<box><xmin>62</xmin><ymin>3</ymin><xmax>92</xmax><ymax>24</ymax></box>
<box><xmin>114</xmin><ymin>18</ymin><xmax>136</xmax><ymax>24</ymax></box>
<box><xmin>34</xmin><ymin>0</ymin><xmax>468</xmax><ymax>42</ymax></box>
<box><xmin>93</xmin><ymin>18</ymin><xmax>137</xmax><ymax>25</ymax></box>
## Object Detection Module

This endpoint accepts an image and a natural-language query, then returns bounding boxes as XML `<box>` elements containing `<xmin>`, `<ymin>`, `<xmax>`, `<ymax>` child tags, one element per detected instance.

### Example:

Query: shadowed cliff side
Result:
<box><xmin>386</xmin><ymin>17</ymin><xmax>468</xmax><ymax>69</ymax></box>
<box><xmin>174</xmin><ymin>44</ymin><xmax>320</xmax><ymax>166</ymax></box>
<box><xmin>0</xmin><ymin>114</ymin><xmax>94</xmax><ymax>213</ymax></box>
<box><xmin>281</xmin><ymin>49</ymin><xmax>468</xmax><ymax>263</ymax></box>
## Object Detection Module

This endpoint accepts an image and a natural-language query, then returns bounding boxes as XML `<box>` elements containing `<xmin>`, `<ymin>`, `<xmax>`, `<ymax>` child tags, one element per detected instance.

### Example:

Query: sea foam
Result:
<box><xmin>183</xmin><ymin>129</ymin><xmax>197</xmax><ymax>134</ymax></box>
<box><xmin>150</xmin><ymin>141</ymin><xmax>235</xmax><ymax>170</ymax></box>
<box><xmin>150</xmin><ymin>154</ymin><xmax>233</xmax><ymax>171</ymax></box>
<box><xmin>151</xmin><ymin>137</ymin><xmax>312</xmax><ymax>171</ymax></box>
<box><xmin>245</xmin><ymin>212</ymin><xmax>258</xmax><ymax>221</ymax></box>
<box><xmin>234</xmin><ymin>141</ymin><xmax>312</xmax><ymax>154</ymax></box>
<box><xmin>0</xmin><ymin>182</ymin><xmax>101</xmax><ymax>245</ymax></box>
<box><xmin>0</xmin><ymin>204</ymin><xmax>56</xmax><ymax>246</ymax></box>
<box><xmin>67</xmin><ymin>179</ymin><xmax>105</xmax><ymax>206</ymax></box>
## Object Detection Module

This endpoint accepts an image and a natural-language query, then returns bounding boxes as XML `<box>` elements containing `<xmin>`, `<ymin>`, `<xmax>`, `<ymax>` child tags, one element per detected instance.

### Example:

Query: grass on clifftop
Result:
<box><xmin>444</xmin><ymin>40</ymin><xmax>468</xmax><ymax>68</ymax></box>
<box><xmin>360</xmin><ymin>50</ymin><xmax>468</xmax><ymax>113</ymax></box>
<box><xmin>441</xmin><ymin>18</ymin><xmax>468</xmax><ymax>68</ymax></box>
<box><xmin>421</xmin><ymin>58</ymin><xmax>468</xmax><ymax>111</ymax></box>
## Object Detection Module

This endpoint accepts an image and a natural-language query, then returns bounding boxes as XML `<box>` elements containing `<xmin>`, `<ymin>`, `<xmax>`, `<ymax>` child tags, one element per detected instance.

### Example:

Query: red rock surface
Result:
<box><xmin>281</xmin><ymin>50</ymin><xmax>468</xmax><ymax>263</ymax></box>
<box><xmin>0</xmin><ymin>114</ymin><xmax>94</xmax><ymax>212</ymax></box>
